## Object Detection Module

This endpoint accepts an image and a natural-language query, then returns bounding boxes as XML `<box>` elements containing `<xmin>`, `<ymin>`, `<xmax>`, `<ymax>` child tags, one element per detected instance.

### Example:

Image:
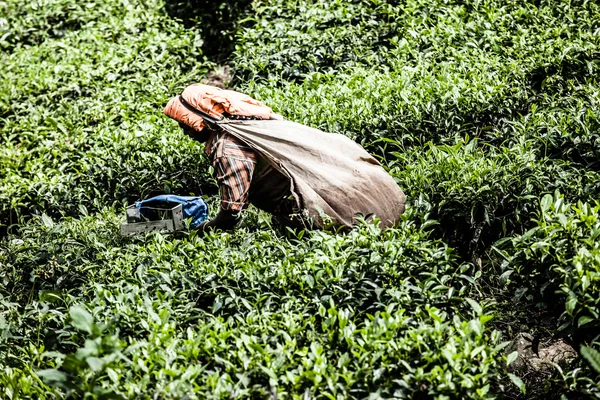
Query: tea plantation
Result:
<box><xmin>1</xmin><ymin>0</ymin><xmax>599</xmax><ymax>398</ymax></box>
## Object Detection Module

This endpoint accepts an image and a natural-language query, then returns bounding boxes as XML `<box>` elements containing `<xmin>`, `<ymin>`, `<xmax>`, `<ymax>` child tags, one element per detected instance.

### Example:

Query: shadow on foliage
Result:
<box><xmin>164</xmin><ymin>0</ymin><xmax>252</xmax><ymax>62</ymax></box>
<box><xmin>529</xmin><ymin>50</ymin><xmax>600</xmax><ymax>93</ymax></box>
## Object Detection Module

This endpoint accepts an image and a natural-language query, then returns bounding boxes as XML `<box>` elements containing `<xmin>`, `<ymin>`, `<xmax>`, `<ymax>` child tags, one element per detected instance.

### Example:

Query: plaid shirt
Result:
<box><xmin>205</xmin><ymin>130</ymin><xmax>266</xmax><ymax>211</ymax></box>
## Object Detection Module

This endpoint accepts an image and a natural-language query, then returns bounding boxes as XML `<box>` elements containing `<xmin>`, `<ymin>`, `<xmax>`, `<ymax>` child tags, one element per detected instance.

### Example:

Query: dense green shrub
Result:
<box><xmin>164</xmin><ymin>0</ymin><xmax>253</xmax><ymax>60</ymax></box>
<box><xmin>233</xmin><ymin>0</ymin><xmax>401</xmax><ymax>81</ymax></box>
<box><xmin>0</xmin><ymin>211</ymin><xmax>504</xmax><ymax>399</ymax></box>
<box><xmin>243</xmin><ymin>60</ymin><xmax>528</xmax><ymax>148</ymax></box>
<box><xmin>0</xmin><ymin>122</ymin><xmax>215</xmax><ymax>229</ymax></box>
<box><xmin>243</xmin><ymin>59</ymin><xmax>600</xmax><ymax>173</ymax></box>
<box><xmin>496</xmin><ymin>193</ymin><xmax>600</xmax><ymax>342</ymax></box>
<box><xmin>2</xmin><ymin>0</ymin><xmax>600</xmax><ymax>397</ymax></box>
<box><xmin>0</xmin><ymin>1</ymin><xmax>122</xmax><ymax>51</ymax></box>
<box><xmin>499</xmin><ymin>95</ymin><xmax>600</xmax><ymax>169</ymax></box>
<box><xmin>494</xmin><ymin>193</ymin><xmax>600</xmax><ymax>397</ymax></box>
<box><xmin>0</xmin><ymin>0</ymin><xmax>214</xmax><ymax>230</ymax></box>
<box><xmin>234</xmin><ymin>0</ymin><xmax>599</xmax><ymax>83</ymax></box>
<box><xmin>388</xmin><ymin>140</ymin><xmax>600</xmax><ymax>257</ymax></box>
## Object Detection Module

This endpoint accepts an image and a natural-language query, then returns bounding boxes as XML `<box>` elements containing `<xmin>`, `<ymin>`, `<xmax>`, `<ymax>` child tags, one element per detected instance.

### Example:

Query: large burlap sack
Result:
<box><xmin>221</xmin><ymin>119</ymin><xmax>406</xmax><ymax>228</ymax></box>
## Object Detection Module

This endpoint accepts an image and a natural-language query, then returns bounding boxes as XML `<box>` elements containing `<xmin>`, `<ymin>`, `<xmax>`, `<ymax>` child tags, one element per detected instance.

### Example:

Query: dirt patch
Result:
<box><xmin>502</xmin><ymin>332</ymin><xmax>580</xmax><ymax>399</ymax></box>
<box><xmin>508</xmin><ymin>332</ymin><xmax>578</xmax><ymax>373</ymax></box>
<box><xmin>531</xmin><ymin>339</ymin><xmax>578</xmax><ymax>371</ymax></box>
<box><xmin>201</xmin><ymin>65</ymin><xmax>232</xmax><ymax>89</ymax></box>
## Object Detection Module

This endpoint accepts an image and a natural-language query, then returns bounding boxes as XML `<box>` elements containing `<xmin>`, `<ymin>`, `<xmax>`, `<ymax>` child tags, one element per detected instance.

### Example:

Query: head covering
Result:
<box><xmin>164</xmin><ymin>84</ymin><xmax>277</xmax><ymax>131</ymax></box>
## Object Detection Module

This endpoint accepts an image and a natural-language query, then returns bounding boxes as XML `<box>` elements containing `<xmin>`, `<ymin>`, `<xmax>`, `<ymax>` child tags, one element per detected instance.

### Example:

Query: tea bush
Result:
<box><xmin>243</xmin><ymin>60</ymin><xmax>600</xmax><ymax>173</ymax></box>
<box><xmin>0</xmin><ymin>0</ymin><xmax>215</xmax><ymax>230</ymax></box>
<box><xmin>499</xmin><ymin>96</ymin><xmax>600</xmax><ymax>170</ymax></box>
<box><xmin>494</xmin><ymin>194</ymin><xmax>600</xmax><ymax>397</ymax></box>
<box><xmin>243</xmin><ymin>61</ymin><xmax>528</xmax><ymax>148</ymax></box>
<box><xmin>0</xmin><ymin>1</ymin><xmax>143</xmax><ymax>51</ymax></box>
<box><xmin>236</xmin><ymin>0</ymin><xmax>600</xmax><ymax>169</ymax></box>
<box><xmin>388</xmin><ymin>140</ymin><xmax>600</xmax><ymax>257</ymax></box>
<box><xmin>234</xmin><ymin>0</ymin><xmax>600</xmax><ymax>83</ymax></box>
<box><xmin>0</xmin><ymin>211</ymin><xmax>505</xmax><ymax>398</ymax></box>
<box><xmin>496</xmin><ymin>194</ymin><xmax>600</xmax><ymax>342</ymax></box>
<box><xmin>0</xmin><ymin>122</ymin><xmax>214</xmax><ymax>229</ymax></box>
<box><xmin>233</xmin><ymin>0</ymin><xmax>401</xmax><ymax>81</ymax></box>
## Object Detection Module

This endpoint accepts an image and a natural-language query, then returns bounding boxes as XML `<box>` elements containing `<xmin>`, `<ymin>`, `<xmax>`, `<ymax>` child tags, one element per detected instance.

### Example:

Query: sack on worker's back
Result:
<box><xmin>136</xmin><ymin>195</ymin><xmax>208</xmax><ymax>228</ymax></box>
<box><xmin>222</xmin><ymin>120</ymin><xmax>406</xmax><ymax>228</ymax></box>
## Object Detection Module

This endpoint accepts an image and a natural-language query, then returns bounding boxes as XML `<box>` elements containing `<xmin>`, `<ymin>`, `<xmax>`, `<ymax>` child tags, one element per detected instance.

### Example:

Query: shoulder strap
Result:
<box><xmin>178</xmin><ymin>95</ymin><xmax>228</xmax><ymax>128</ymax></box>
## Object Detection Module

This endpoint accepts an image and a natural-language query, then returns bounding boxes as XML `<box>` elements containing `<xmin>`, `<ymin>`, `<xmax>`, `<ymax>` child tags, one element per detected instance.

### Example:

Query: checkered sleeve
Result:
<box><xmin>211</xmin><ymin>134</ymin><xmax>258</xmax><ymax>211</ymax></box>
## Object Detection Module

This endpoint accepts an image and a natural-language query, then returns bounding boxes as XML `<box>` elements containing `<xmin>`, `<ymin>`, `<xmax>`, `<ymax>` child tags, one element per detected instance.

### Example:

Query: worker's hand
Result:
<box><xmin>196</xmin><ymin>209</ymin><xmax>240</xmax><ymax>234</ymax></box>
<box><xmin>197</xmin><ymin>221</ymin><xmax>209</xmax><ymax>232</ymax></box>
<box><xmin>193</xmin><ymin>221</ymin><xmax>211</xmax><ymax>238</ymax></box>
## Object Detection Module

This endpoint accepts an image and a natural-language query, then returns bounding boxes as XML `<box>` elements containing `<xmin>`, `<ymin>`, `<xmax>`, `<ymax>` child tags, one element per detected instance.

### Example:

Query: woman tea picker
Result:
<box><xmin>164</xmin><ymin>84</ymin><xmax>406</xmax><ymax>232</ymax></box>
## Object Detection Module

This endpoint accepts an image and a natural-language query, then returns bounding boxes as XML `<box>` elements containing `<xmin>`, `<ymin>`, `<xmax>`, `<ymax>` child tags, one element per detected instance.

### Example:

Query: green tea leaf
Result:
<box><xmin>577</xmin><ymin>316</ymin><xmax>594</xmax><ymax>328</ymax></box>
<box><xmin>565</xmin><ymin>296</ymin><xmax>577</xmax><ymax>316</ymax></box>
<box><xmin>507</xmin><ymin>373</ymin><xmax>526</xmax><ymax>394</ymax></box>
<box><xmin>465</xmin><ymin>298</ymin><xmax>483</xmax><ymax>315</ymax></box>
<box><xmin>41</xmin><ymin>213</ymin><xmax>54</xmax><ymax>228</ymax></box>
<box><xmin>70</xmin><ymin>305</ymin><xmax>94</xmax><ymax>334</ymax></box>
<box><xmin>540</xmin><ymin>194</ymin><xmax>553</xmax><ymax>212</ymax></box>
<box><xmin>581</xmin><ymin>346</ymin><xmax>600</xmax><ymax>374</ymax></box>
<box><xmin>86</xmin><ymin>357</ymin><xmax>105</xmax><ymax>372</ymax></box>
<box><xmin>37</xmin><ymin>369</ymin><xmax>68</xmax><ymax>383</ymax></box>
<box><xmin>506</xmin><ymin>351</ymin><xmax>519</xmax><ymax>367</ymax></box>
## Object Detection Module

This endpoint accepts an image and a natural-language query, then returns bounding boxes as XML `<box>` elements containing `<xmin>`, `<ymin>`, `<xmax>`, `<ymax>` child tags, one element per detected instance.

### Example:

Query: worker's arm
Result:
<box><xmin>199</xmin><ymin>133</ymin><xmax>257</xmax><ymax>232</ymax></box>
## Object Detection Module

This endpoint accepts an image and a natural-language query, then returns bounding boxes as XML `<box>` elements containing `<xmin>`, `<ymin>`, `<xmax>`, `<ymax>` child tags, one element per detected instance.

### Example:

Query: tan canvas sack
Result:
<box><xmin>218</xmin><ymin>120</ymin><xmax>406</xmax><ymax>228</ymax></box>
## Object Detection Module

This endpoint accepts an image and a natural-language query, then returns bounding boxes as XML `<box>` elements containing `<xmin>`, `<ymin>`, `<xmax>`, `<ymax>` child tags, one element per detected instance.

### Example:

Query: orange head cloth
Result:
<box><xmin>164</xmin><ymin>84</ymin><xmax>276</xmax><ymax>131</ymax></box>
<box><xmin>163</xmin><ymin>95</ymin><xmax>206</xmax><ymax>132</ymax></box>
